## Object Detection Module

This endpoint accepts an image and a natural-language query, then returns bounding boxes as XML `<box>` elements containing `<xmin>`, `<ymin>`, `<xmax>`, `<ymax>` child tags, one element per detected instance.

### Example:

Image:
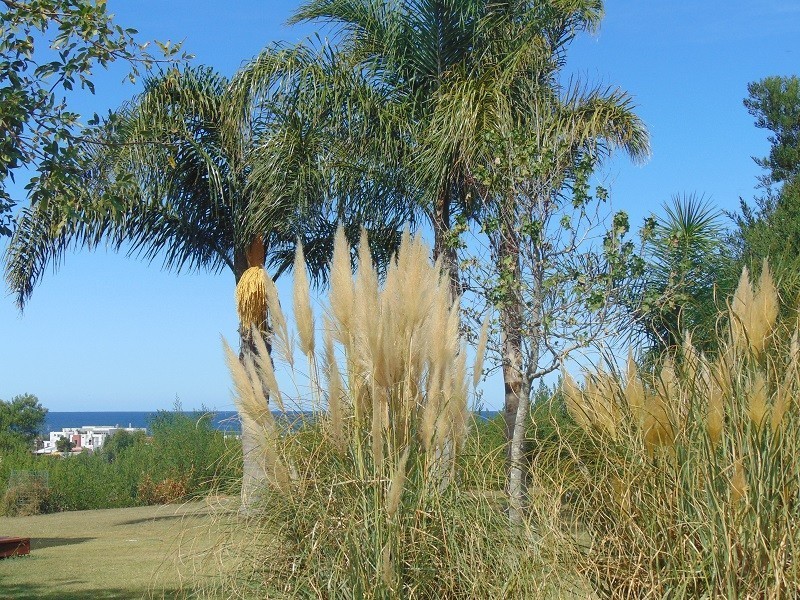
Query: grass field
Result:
<box><xmin>0</xmin><ymin>499</ymin><xmax>233</xmax><ymax>600</ymax></box>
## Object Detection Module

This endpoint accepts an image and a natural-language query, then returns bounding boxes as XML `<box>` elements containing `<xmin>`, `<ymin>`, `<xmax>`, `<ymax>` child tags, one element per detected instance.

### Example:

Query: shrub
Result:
<box><xmin>209</xmin><ymin>229</ymin><xmax>563</xmax><ymax>598</ymax></box>
<box><xmin>541</xmin><ymin>263</ymin><xmax>800</xmax><ymax>598</ymax></box>
<box><xmin>0</xmin><ymin>409</ymin><xmax>241</xmax><ymax>514</ymax></box>
<box><xmin>0</xmin><ymin>471</ymin><xmax>52</xmax><ymax>516</ymax></box>
<box><xmin>137</xmin><ymin>472</ymin><xmax>191</xmax><ymax>505</ymax></box>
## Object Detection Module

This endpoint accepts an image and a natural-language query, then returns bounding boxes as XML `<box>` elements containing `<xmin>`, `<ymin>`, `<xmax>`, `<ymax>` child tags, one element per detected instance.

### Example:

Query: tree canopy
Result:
<box><xmin>735</xmin><ymin>75</ymin><xmax>800</xmax><ymax>314</ymax></box>
<box><xmin>0</xmin><ymin>0</ymin><xmax>186</xmax><ymax>237</ymax></box>
<box><xmin>0</xmin><ymin>393</ymin><xmax>46</xmax><ymax>450</ymax></box>
<box><xmin>744</xmin><ymin>75</ymin><xmax>800</xmax><ymax>186</ymax></box>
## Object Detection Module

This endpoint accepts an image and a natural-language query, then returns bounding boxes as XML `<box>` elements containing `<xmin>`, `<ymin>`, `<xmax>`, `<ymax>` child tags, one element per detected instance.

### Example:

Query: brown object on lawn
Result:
<box><xmin>0</xmin><ymin>536</ymin><xmax>30</xmax><ymax>558</ymax></box>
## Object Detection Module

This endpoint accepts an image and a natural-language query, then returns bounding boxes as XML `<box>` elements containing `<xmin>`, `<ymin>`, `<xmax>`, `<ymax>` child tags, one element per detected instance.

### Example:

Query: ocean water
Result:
<box><xmin>43</xmin><ymin>409</ymin><xmax>500</xmax><ymax>436</ymax></box>
<box><xmin>44</xmin><ymin>411</ymin><xmax>241</xmax><ymax>435</ymax></box>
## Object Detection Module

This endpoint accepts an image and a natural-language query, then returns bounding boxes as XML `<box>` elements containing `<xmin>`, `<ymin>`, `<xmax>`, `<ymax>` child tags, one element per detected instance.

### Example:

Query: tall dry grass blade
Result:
<box><xmin>324</xmin><ymin>322</ymin><xmax>344</xmax><ymax>450</ymax></box>
<box><xmin>250</xmin><ymin>325</ymin><xmax>284</xmax><ymax>412</ymax></box>
<box><xmin>747</xmin><ymin>370</ymin><xmax>769</xmax><ymax>429</ymax></box>
<box><xmin>386</xmin><ymin>446</ymin><xmax>410</xmax><ymax>519</ymax></box>
<box><xmin>263</xmin><ymin>269</ymin><xmax>293</xmax><ymax>366</ymax></box>
<box><xmin>774</xmin><ymin>329</ymin><xmax>800</xmax><ymax>431</ymax></box>
<box><xmin>293</xmin><ymin>242</ymin><xmax>315</xmax><ymax>357</ymax></box>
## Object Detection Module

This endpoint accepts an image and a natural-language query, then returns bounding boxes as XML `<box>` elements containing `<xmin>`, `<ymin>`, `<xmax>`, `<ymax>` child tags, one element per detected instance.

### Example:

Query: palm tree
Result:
<box><xmin>5</xmin><ymin>48</ymin><xmax>410</xmax><ymax>507</ymax></box>
<box><xmin>634</xmin><ymin>195</ymin><xmax>727</xmax><ymax>358</ymax></box>
<box><xmin>293</xmin><ymin>1</ymin><xmax>648</xmax><ymax>449</ymax></box>
<box><xmin>290</xmin><ymin>0</ymin><xmax>489</xmax><ymax>300</ymax></box>
<box><xmin>414</xmin><ymin>3</ymin><xmax>648</xmax><ymax>449</ymax></box>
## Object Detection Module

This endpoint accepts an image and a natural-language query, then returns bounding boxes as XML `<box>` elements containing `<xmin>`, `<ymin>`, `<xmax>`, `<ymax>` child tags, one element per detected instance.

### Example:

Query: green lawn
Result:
<box><xmin>0</xmin><ymin>499</ymin><xmax>233</xmax><ymax>600</ymax></box>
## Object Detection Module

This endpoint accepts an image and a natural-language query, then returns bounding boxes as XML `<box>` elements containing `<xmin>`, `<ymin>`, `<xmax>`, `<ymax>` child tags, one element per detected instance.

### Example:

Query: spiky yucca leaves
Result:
<box><xmin>548</xmin><ymin>264</ymin><xmax>800</xmax><ymax>598</ymax></box>
<box><xmin>218</xmin><ymin>228</ymin><xmax>563</xmax><ymax>599</ymax></box>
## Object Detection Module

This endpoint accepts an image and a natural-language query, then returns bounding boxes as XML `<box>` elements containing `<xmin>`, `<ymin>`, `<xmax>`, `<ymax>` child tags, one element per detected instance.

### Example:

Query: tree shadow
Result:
<box><xmin>116</xmin><ymin>514</ymin><xmax>188</xmax><ymax>526</ymax></box>
<box><xmin>116</xmin><ymin>507</ymin><xmax>213</xmax><ymax>527</ymax></box>
<box><xmin>31</xmin><ymin>537</ymin><xmax>94</xmax><ymax>550</ymax></box>
<box><xmin>0</xmin><ymin>582</ymin><xmax>185</xmax><ymax>600</ymax></box>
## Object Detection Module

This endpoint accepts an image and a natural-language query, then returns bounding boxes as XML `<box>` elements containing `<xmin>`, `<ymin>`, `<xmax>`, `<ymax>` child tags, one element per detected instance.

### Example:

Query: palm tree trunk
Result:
<box><xmin>234</xmin><ymin>238</ymin><xmax>270</xmax><ymax>512</ymax></box>
<box><xmin>238</xmin><ymin>323</ymin><xmax>264</xmax><ymax>511</ymax></box>
<box><xmin>432</xmin><ymin>187</ymin><xmax>461</xmax><ymax>301</ymax></box>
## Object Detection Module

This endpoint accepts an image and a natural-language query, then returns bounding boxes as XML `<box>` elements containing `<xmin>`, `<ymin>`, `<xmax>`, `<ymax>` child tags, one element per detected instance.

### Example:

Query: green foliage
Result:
<box><xmin>0</xmin><ymin>393</ymin><xmax>47</xmax><ymax>451</ymax></box>
<box><xmin>99</xmin><ymin>428</ymin><xmax>146</xmax><ymax>463</ymax></box>
<box><xmin>0</xmin><ymin>409</ymin><xmax>240</xmax><ymax>515</ymax></box>
<box><xmin>744</xmin><ymin>75</ymin><xmax>800</xmax><ymax>185</ymax></box>
<box><xmin>0</xmin><ymin>0</ymin><xmax>188</xmax><ymax>236</ymax></box>
<box><xmin>734</xmin><ymin>75</ymin><xmax>800</xmax><ymax>322</ymax></box>
<box><xmin>55</xmin><ymin>436</ymin><xmax>74</xmax><ymax>453</ymax></box>
<box><xmin>735</xmin><ymin>179</ymin><xmax>800</xmax><ymax>310</ymax></box>
<box><xmin>634</xmin><ymin>195</ymin><xmax>730</xmax><ymax>356</ymax></box>
<box><xmin>145</xmin><ymin>409</ymin><xmax>239</xmax><ymax>498</ymax></box>
<box><xmin>0</xmin><ymin>471</ymin><xmax>52</xmax><ymax>516</ymax></box>
<box><xmin>5</xmin><ymin>57</ymin><xmax>410</xmax><ymax>308</ymax></box>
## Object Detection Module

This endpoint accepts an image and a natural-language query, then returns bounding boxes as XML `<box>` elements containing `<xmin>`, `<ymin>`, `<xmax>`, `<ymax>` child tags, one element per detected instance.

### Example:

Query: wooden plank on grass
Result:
<box><xmin>0</xmin><ymin>536</ymin><xmax>31</xmax><ymax>558</ymax></box>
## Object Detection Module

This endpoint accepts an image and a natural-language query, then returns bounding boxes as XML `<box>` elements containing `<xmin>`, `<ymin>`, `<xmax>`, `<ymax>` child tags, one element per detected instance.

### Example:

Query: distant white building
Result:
<box><xmin>37</xmin><ymin>425</ymin><xmax>146</xmax><ymax>454</ymax></box>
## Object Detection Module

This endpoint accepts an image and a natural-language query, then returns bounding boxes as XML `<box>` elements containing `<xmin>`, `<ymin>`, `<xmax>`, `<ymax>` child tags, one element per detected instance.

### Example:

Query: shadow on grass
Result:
<box><xmin>0</xmin><ymin>582</ymin><xmax>185</xmax><ymax>600</ymax></box>
<box><xmin>31</xmin><ymin>537</ymin><xmax>94</xmax><ymax>550</ymax></box>
<box><xmin>115</xmin><ymin>509</ymin><xmax>210</xmax><ymax>527</ymax></box>
<box><xmin>116</xmin><ymin>514</ymin><xmax>188</xmax><ymax>527</ymax></box>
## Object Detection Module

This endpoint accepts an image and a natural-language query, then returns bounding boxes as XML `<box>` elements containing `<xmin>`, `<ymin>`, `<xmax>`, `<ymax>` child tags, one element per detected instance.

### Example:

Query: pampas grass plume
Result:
<box><xmin>324</xmin><ymin>322</ymin><xmax>344</xmax><ymax>450</ymax></box>
<box><xmin>707</xmin><ymin>380</ymin><xmax>724</xmax><ymax>445</ymax></box>
<box><xmin>293</xmin><ymin>243</ymin><xmax>315</xmax><ymax>357</ymax></box>
<box><xmin>263</xmin><ymin>271</ymin><xmax>293</xmax><ymax>366</ymax></box>
<box><xmin>564</xmin><ymin>372</ymin><xmax>591</xmax><ymax>431</ymax></box>
<box><xmin>756</xmin><ymin>259</ymin><xmax>779</xmax><ymax>332</ymax></box>
<box><xmin>731</xmin><ymin>457</ymin><xmax>747</xmax><ymax>504</ymax></box>
<box><xmin>330</xmin><ymin>226</ymin><xmax>354</xmax><ymax>339</ymax></box>
<box><xmin>250</xmin><ymin>325</ymin><xmax>284</xmax><ymax>412</ymax></box>
<box><xmin>731</xmin><ymin>266</ymin><xmax>753</xmax><ymax>350</ymax></box>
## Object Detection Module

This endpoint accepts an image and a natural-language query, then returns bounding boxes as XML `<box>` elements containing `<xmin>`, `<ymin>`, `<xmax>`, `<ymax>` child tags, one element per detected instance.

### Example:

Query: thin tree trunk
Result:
<box><xmin>508</xmin><ymin>375</ymin><xmax>532</xmax><ymax>524</ymax></box>
<box><xmin>497</xmin><ymin>202</ymin><xmax>537</xmax><ymax>524</ymax></box>
<box><xmin>499</xmin><ymin>219</ymin><xmax>524</xmax><ymax>443</ymax></box>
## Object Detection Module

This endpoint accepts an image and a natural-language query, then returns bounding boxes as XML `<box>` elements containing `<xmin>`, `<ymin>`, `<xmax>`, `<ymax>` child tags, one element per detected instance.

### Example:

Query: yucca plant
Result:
<box><xmin>211</xmin><ymin>228</ymin><xmax>562</xmax><ymax>599</ymax></box>
<box><xmin>544</xmin><ymin>262</ymin><xmax>800</xmax><ymax>598</ymax></box>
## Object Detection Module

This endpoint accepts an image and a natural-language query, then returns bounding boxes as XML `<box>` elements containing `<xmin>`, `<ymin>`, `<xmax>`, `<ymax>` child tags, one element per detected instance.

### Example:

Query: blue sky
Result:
<box><xmin>1</xmin><ymin>1</ymin><xmax>797</xmax><ymax>412</ymax></box>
